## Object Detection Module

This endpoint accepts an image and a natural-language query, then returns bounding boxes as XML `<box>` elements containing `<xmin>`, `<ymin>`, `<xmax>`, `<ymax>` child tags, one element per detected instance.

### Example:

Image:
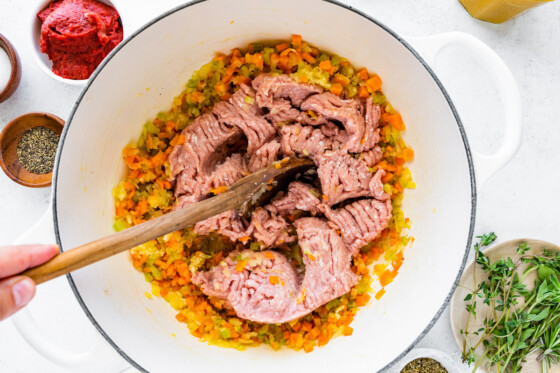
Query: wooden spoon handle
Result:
<box><xmin>22</xmin><ymin>190</ymin><xmax>242</xmax><ymax>285</ymax></box>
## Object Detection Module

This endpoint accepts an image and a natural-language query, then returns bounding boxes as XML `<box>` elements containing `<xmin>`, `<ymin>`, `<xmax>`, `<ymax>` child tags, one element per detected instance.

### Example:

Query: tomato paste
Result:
<box><xmin>38</xmin><ymin>0</ymin><xmax>123</xmax><ymax>80</ymax></box>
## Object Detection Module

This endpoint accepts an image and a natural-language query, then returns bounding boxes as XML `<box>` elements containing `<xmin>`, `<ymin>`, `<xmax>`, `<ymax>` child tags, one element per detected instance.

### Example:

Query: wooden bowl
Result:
<box><xmin>0</xmin><ymin>33</ymin><xmax>22</xmax><ymax>103</ymax></box>
<box><xmin>0</xmin><ymin>113</ymin><xmax>64</xmax><ymax>187</ymax></box>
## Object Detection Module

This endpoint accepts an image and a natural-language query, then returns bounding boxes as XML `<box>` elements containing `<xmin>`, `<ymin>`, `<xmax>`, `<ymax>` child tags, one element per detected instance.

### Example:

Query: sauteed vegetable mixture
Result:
<box><xmin>113</xmin><ymin>35</ymin><xmax>414</xmax><ymax>352</ymax></box>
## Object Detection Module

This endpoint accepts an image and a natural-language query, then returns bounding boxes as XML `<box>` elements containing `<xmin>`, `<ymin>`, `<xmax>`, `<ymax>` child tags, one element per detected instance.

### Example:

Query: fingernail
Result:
<box><xmin>12</xmin><ymin>278</ymin><xmax>35</xmax><ymax>308</ymax></box>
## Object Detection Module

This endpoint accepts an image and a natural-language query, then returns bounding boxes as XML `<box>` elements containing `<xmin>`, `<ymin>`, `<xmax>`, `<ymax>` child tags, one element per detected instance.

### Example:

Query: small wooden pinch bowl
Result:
<box><xmin>0</xmin><ymin>113</ymin><xmax>64</xmax><ymax>187</ymax></box>
<box><xmin>0</xmin><ymin>33</ymin><xmax>22</xmax><ymax>103</ymax></box>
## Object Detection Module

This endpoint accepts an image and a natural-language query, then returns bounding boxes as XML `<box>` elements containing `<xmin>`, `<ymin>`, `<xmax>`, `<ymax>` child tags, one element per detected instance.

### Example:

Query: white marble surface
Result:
<box><xmin>0</xmin><ymin>0</ymin><xmax>559</xmax><ymax>372</ymax></box>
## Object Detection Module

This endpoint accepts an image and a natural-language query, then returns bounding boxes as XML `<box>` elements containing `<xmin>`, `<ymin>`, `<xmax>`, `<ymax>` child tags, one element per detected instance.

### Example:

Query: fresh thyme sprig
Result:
<box><xmin>460</xmin><ymin>234</ymin><xmax>560</xmax><ymax>372</ymax></box>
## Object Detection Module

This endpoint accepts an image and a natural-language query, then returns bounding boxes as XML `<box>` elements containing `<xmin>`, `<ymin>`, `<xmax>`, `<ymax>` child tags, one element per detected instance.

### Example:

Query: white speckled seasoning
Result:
<box><xmin>11</xmin><ymin>0</ymin><xmax>522</xmax><ymax>372</ymax></box>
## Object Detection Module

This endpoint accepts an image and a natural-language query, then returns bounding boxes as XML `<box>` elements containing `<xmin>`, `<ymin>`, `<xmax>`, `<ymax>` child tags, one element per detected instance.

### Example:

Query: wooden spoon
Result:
<box><xmin>21</xmin><ymin>158</ymin><xmax>315</xmax><ymax>285</ymax></box>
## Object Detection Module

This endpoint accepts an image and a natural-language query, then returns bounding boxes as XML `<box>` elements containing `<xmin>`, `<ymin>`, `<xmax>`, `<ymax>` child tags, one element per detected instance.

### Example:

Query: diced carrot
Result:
<box><xmin>278</xmin><ymin>55</ymin><xmax>291</xmax><ymax>72</ymax></box>
<box><xmin>151</xmin><ymin>151</ymin><xmax>166</xmax><ymax>167</ymax></box>
<box><xmin>276</xmin><ymin>42</ymin><xmax>289</xmax><ymax>52</ymax></box>
<box><xmin>214</xmin><ymin>81</ymin><xmax>228</xmax><ymax>95</ymax></box>
<box><xmin>301</xmin><ymin>321</ymin><xmax>313</xmax><ymax>332</ymax></box>
<box><xmin>358</xmin><ymin>85</ymin><xmax>369</xmax><ymax>98</ymax></box>
<box><xmin>270</xmin><ymin>339</ymin><xmax>280</xmax><ymax>350</ymax></box>
<box><xmin>253</xmin><ymin>53</ymin><xmax>264</xmax><ymax>69</ymax></box>
<box><xmin>357</xmin><ymin>67</ymin><xmax>369</xmax><ymax>81</ymax></box>
<box><xmin>303</xmin><ymin>342</ymin><xmax>314</xmax><ymax>353</ymax></box>
<box><xmin>375</xmin><ymin>289</ymin><xmax>386</xmax><ymax>300</ymax></box>
<box><xmin>291</xmin><ymin>34</ymin><xmax>302</xmax><ymax>46</ymax></box>
<box><xmin>236</xmin><ymin>75</ymin><xmax>252</xmax><ymax>86</ymax></box>
<box><xmin>269</xmin><ymin>276</ymin><xmax>280</xmax><ymax>285</ymax></box>
<box><xmin>355</xmin><ymin>293</ymin><xmax>371</xmax><ymax>307</ymax></box>
<box><xmin>369</xmin><ymin>246</ymin><xmax>383</xmax><ymax>261</ymax></box>
<box><xmin>342</xmin><ymin>326</ymin><xmax>353</xmax><ymax>336</ymax></box>
<box><xmin>319</xmin><ymin>60</ymin><xmax>333</xmax><ymax>73</ymax></box>
<box><xmin>264</xmin><ymin>252</ymin><xmax>275</xmax><ymax>259</ymax></box>
<box><xmin>333</xmin><ymin>73</ymin><xmax>350</xmax><ymax>87</ymax></box>
<box><xmin>210</xmin><ymin>185</ymin><xmax>227</xmax><ymax>194</ymax></box>
<box><xmin>291</xmin><ymin>321</ymin><xmax>301</xmax><ymax>332</ymax></box>
<box><xmin>393</xmin><ymin>252</ymin><xmax>404</xmax><ymax>271</ymax></box>
<box><xmin>137</xmin><ymin>199</ymin><xmax>148</xmax><ymax>215</ymax></box>
<box><xmin>235</xmin><ymin>260</ymin><xmax>247</xmax><ymax>272</ymax></box>
<box><xmin>270</xmin><ymin>53</ymin><xmax>280</xmax><ymax>68</ymax></box>
<box><xmin>380</xmin><ymin>269</ymin><xmax>396</xmax><ymax>287</ymax></box>
<box><xmin>383</xmin><ymin>113</ymin><xmax>405</xmax><ymax>131</ymax></box>
<box><xmin>366</xmin><ymin>75</ymin><xmax>382</xmax><ymax>92</ymax></box>
<box><xmin>220</xmin><ymin>92</ymin><xmax>232</xmax><ymax>101</ymax></box>
<box><xmin>302</xmin><ymin>52</ymin><xmax>316</xmax><ymax>64</ymax></box>
<box><xmin>299</xmin><ymin>75</ymin><xmax>309</xmax><ymax>83</ymax></box>
<box><xmin>402</xmin><ymin>148</ymin><xmax>414</xmax><ymax>161</ymax></box>
<box><xmin>318</xmin><ymin>334</ymin><xmax>330</xmax><ymax>346</ymax></box>
<box><xmin>222</xmin><ymin>72</ymin><xmax>234</xmax><ymax>84</ymax></box>
<box><xmin>308</xmin><ymin>327</ymin><xmax>321</xmax><ymax>340</ymax></box>
<box><xmin>381</xmin><ymin>172</ymin><xmax>393</xmax><ymax>183</ymax></box>
<box><xmin>395</xmin><ymin>157</ymin><xmax>406</xmax><ymax>166</ymax></box>
<box><xmin>329</xmin><ymin>83</ymin><xmax>343</xmax><ymax>96</ymax></box>
<box><xmin>175</xmin><ymin>313</ymin><xmax>186</xmax><ymax>322</ymax></box>
<box><xmin>128</xmin><ymin>169</ymin><xmax>139</xmax><ymax>180</ymax></box>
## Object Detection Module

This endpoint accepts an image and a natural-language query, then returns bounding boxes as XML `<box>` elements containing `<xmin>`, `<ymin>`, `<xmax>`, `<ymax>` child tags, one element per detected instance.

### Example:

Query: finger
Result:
<box><xmin>0</xmin><ymin>245</ymin><xmax>59</xmax><ymax>278</ymax></box>
<box><xmin>0</xmin><ymin>276</ymin><xmax>36</xmax><ymax>321</ymax></box>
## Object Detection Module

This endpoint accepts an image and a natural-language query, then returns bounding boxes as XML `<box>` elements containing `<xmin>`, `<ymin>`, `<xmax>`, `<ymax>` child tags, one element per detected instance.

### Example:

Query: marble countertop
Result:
<box><xmin>1</xmin><ymin>0</ymin><xmax>559</xmax><ymax>372</ymax></box>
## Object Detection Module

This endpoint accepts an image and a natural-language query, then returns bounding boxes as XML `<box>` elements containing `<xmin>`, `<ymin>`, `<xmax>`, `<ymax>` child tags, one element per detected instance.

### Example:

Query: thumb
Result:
<box><xmin>0</xmin><ymin>276</ymin><xmax>36</xmax><ymax>321</ymax></box>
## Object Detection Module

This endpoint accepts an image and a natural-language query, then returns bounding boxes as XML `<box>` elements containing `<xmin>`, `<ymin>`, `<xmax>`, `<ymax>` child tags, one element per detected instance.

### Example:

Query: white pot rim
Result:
<box><xmin>50</xmin><ymin>1</ymin><xmax>477</xmax><ymax>372</ymax></box>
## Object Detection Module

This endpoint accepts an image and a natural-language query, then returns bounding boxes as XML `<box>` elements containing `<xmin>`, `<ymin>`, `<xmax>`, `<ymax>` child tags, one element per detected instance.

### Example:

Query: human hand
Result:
<box><xmin>0</xmin><ymin>245</ymin><xmax>59</xmax><ymax>321</ymax></box>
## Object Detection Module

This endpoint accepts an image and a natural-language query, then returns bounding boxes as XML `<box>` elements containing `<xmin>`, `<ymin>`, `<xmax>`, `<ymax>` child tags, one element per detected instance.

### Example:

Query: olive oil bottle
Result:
<box><xmin>459</xmin><ymin>0</ymin><xmax>554</xmax><ymax>23</ymax></box>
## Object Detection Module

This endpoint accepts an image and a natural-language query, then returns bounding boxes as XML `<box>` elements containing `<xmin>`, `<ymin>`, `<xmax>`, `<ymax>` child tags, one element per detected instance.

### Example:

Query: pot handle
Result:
<box><xmin>407</xmin><ymin>32</ymin><xmax>522</xmax><ymax>187</ymax></box>
<box><xmin>10</xmin><ymin>207</ymin><xmax>132</xmax><ymax>371</ymax></box>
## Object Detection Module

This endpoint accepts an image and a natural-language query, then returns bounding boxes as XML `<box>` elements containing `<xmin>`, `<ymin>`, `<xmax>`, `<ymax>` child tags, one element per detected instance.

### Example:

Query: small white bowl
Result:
<box><xmin>29</xmin><ymin>0</ymin><xmax>128</xmax><ymax>86</ymax></box>
<box><xmin>393</xmin><ymin>348</ymin><xmax>462</xmax><ymax>372</ymax></box>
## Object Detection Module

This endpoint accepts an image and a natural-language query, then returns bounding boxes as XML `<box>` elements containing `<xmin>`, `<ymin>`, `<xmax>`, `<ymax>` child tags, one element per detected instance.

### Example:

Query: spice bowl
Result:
<box><xmin>29</xmin><ymin>0</ymin><xmax>128</xmax><ymax>86</ymax></box>
<box><xmin>0</xmin><ymin>33</ymin><xmax>22</xmax><ymax>103</ymax></box>
<box><xmin>393</xmin><ymin>348</ymin><xmax>462</xmax><ymax>372</ymax></box>
<box><xmin>0</xmin><ymin>112</ymin><xmax>64</xmax><ymax>187</ymax></box>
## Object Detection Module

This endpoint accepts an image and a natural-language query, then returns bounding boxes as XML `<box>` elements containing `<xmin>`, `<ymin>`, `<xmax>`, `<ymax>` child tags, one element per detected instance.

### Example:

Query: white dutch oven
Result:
<box><xmin>12</xmin><ymin>0</ymin><xmax>522</xmax><ymax>372</ymax></box>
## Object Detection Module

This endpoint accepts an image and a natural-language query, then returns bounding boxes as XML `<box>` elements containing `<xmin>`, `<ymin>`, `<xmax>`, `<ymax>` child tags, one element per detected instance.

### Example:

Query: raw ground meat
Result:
<box><xmin>324</xmin><ymin>199</ymin><xmax>393</xmax><ymax>256</ymax></box>
<box><xmin>192</xmin><ymin>217</ymin><xmax>358</xmax><ymax>323</ymax></box>
<box><xmin>170</xmin><ymin>73</ymin><xmax>393</xmax><ymax>323</ymax></box>
<box><xmin>316</xmin><ymin>151</ymin><xmax>389</xmax><ymax>205</ymax></box>
<box><xmin>265</xmin><ymin>181</ymin><xmax>322</xmax><ymax>216</ymax></box>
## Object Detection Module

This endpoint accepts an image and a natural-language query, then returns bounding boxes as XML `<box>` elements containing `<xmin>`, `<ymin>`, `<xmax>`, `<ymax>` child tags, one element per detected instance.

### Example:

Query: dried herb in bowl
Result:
<box><xmin>401</xmin><ymin>357</ymin><xmax>448</xmax><ymax>373</ymax></box>
<box><xmin>16</xmin><ymin>126</ymin><xmax>59</xmax><ymax>174</ymax></box>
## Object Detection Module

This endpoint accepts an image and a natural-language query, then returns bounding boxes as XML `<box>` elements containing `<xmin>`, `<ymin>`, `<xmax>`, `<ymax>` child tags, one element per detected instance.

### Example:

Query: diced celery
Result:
<box><xmin>113</xmin><ymin>218</ymin><xmax>129</xmax><ymax>232</ymax></box>
<box><xmin>112</xmin><ymin>182</ymin><xmax>127</xmax><ymax>201</ymax></box>
<box><xmin>145</xmin><ymin>121</ymin><xmax>160</xmax><ymax>135</ymax></box>
<box><xmin>219</xmin><ymin>328</ymin><xmax>232</xmax><ymax>339</ymax></box>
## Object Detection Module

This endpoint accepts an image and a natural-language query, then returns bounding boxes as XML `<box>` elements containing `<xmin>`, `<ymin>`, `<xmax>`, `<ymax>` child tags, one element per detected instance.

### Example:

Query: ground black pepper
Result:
<box><xmin>401</xmin><ymin>357</ymin><xmax>448</xmax><ymax>373</ymax></box>
<box><xmin>16</xmin><ymin>126</ymin><xmax>59</xmax><ymax>174</ymax></box>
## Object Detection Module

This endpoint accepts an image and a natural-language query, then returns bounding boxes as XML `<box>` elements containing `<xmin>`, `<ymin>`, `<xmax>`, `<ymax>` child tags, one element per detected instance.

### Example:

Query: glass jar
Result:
<box><xmin>459</xmin><ymin>0</ymin><xmax>554</xmax><ymax>23</ymax></box>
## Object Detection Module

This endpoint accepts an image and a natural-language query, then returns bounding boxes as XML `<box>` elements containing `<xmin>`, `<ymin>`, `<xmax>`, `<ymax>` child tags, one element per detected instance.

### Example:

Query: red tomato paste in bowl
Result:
<box><xmin>37</xmin><ymin>0</ymin><xmax>123</xmax><ymax>80</ymax></box>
